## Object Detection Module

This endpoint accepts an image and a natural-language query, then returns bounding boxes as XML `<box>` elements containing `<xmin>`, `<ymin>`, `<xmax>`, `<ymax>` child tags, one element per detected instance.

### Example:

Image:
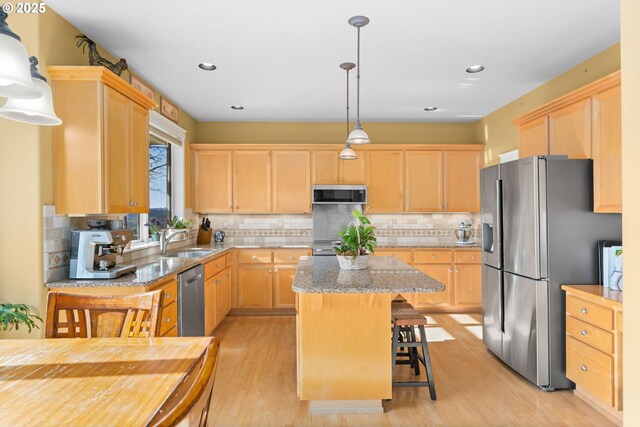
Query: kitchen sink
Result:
<box><xmin>164</xmin><ymin>250</ymin><xmax>214</xmax><ymax>259</ymax></box>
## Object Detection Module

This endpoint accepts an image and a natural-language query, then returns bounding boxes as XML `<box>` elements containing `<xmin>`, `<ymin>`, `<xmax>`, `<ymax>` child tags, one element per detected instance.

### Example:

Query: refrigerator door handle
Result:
<box><xmin>496</xmin><ymin>178</ymin><xmax>502</xmax><ymax>268</ymax></box>
<box><xmin>499</xmin><ymin>273</ymin><xmax>505</xmax><ymax>333</ymax></box>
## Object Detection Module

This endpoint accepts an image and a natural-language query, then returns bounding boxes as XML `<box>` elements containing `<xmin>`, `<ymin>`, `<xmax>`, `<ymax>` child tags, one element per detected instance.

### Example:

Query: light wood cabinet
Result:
<box><xmin>366</xmin><ymin>150</ymin><xmax>404</xmax><ymax>212</ymax></box>
<box><xmin>233</xmin><ymin>150</ymin><xmax>272</xmax><ymax>213</ymax></box>
<box><xmin>237</xmin><ymin>264</ymin><xmax>273</xmax><ymax>309</ymax></box>
<box><xmin>311</xmin><ymin>150</ymin><xmax>366</xmax><ymax>185</ymax></box>
<box><xmin>274</xmin><ymin>265</ymin><xmax>297</xmax><ymax>308</ymax></box>
<box><xmin>405</xmin><ymin>151</ymin><xmax>443</xmax><ymax>212</ymax></box>
<box><xmin>193</xmin><ymin>150</ymin><xmax>232</xmax><ymax>213</ymax></box>
<box><xmin>444</xmin><ymin>150</ymin><xmax>482</xmax><ymax>212</ymax></box>
<box><xmin>453</xmin><ymin>264</ymin><xmax>482</xmax><ymax>307</ymax></box>
<box><xmin>214</xmin><ymin>270</ymin><xmax>226</xmax><ymax>329</ymax></box>
<box><xmin>414</xmin><ymin>264</ymin><xmax>453</xmax><ymax>308</ymax></box>
<box><xmin>272</xmin><ymin>150</ymin><xmax>311</xmax><ymax>213</ymax></box>
<box><xmin>592</xmin><ymin>85</ymin><xmax>622</xmax><ymax>213</ymax></box>
<box><xmin>49</xmin><ymin>66</ymin><xmax>155</xmax><ymax>215</ymax></box>
<box><xmin>549</xmin><ymin>98</ymin><xmax>591</xmax><ymax>159</ymax></box>
<box><xmin>204</xmin><ymin>276</ymin><xmax>216</xmax><ymax>334</ymax></box>
<box><xmin>518</xmin><ymin>116</ymin><xmax>549</xmax><ymax>158</ymax></box>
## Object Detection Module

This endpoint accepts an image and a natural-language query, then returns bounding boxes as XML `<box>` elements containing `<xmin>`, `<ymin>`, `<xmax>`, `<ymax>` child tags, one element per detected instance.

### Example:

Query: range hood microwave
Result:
<box><xmin>312</xmin><ymin>185</ymin><xmax>367</xmax><ymax>205</ymax></box>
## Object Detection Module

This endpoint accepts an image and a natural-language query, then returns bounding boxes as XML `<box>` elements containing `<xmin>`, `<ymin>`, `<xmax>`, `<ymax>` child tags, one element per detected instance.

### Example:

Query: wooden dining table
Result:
<box><xmin>0</xmin><ymin>336</ymin><xmax>219</xmax><ymax>426</ymax></box>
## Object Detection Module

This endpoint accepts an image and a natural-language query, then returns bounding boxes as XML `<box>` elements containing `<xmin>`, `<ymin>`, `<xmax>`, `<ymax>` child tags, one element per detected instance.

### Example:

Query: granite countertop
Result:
<box><xmin>379</xmin><ymin>241</ymin><xmax>481</xmax><ymax>249</ymax></box>
<box><xmin>292</xmin><ymin>256</ymin><xmax>445</xmax><ymax>294</ymax></box>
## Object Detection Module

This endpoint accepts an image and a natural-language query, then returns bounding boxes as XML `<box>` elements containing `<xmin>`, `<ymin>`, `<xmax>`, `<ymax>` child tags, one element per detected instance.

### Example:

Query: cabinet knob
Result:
<box><xmin>252</xmin><ymin>256</ymin><xmax>257</xmax><ymax>260</ymax></box>
<box><xmin>216</xmin><ymin>264</ymin><xmax>221</xmax><ymax>268</ymax></box>
<box><xmin>581</xmin><ymin>365</ymin><xmax>588</xmax><ymax>372</ymax></box>
<box><xmin>164</xmin><ymin>318</ymin><xmax>171</xmax><ymax>323</ymax></box>
<box><xmin>288</xmin><ymin>256</ymin><xmax>295</xmax><ymax>260</ymax></box>
<box><xmin>455</xmin><ymin>268</ymin><xmax>459</xmax><ymax>273</ymax></box>
<box><xmin>580</xmin><ymin>308</ymin><xmax>588</xmax><ymax>314</ymax></box>
<box><xmin>268</xmin><ymin>270</ymin><xmax>272</xmax><ymax>274</ymax></box>
<box><xmin>472</xmin><ymin>256</ymin><xmax>476</xmax><ymax>260</ymax></box>
<box><xmin>215</xmin><ymin>280</ymin><xmax>221</xmax><ymax>284</ymax></box>
<box><xmin>449</xmin><ymin>268</ymin><xmax>453</xmax><ymax>273</ymax></box>
<box><xmin>165</xmin><ymin>293</ymin><xmax>171</xmax><ymax>299</ymax></box>
<box><xmin>432</xmin><ymin>255</ymin><xmax>436</xmax><ymax>259</ymax></box>
<box><xmin>580</xmin><ymin>330</ymin><xmax>587</xmax><ymax>336</ymax></box>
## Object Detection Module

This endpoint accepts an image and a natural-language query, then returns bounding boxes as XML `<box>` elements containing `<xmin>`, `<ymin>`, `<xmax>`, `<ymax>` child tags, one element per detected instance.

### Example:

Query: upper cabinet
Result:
<box><xmin>311</xmin><ymin>150</ymin><xmax>366</xmax><ymax>185</ymax></box>
<box><xmin>366</xmin><ymin>150</ymin><xmax>404</xmax><ymax>213</ymax></box>
<box><xmin>233</xmin><ymin>150</ymin><xmax>272</xmax><ymax>213</ymax></box>
<box><xmin>191</xmin><ymin>144</ymin><xmax>483</xmax><ymax>214</ymax></box>
<box><xmin>515</xmin><ymin>71</ymin><xmax>621</xmax><ymax>213</ymax></box>
<box><xmin>49</xmin><ymin>67</ymin><xmax>156</xmax><ymax>215</ymax></box>
<box><xmin>272</xmin><ymin>150</ymin><xmax>311</xmax><ymax>213</ymax></box>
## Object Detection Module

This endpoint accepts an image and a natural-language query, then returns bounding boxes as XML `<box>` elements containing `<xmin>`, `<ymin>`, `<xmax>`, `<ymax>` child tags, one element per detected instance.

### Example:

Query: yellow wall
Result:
<box><xmin>621</xmin><ymin>0</ymin><xmax>639</xmax><ymax>422</ymax></box>
<box><xmin>196</xmin><ymin>121</ymin><xmax>479</xmax><ymax>145</ymax></box>
<box><xmin>478</xmin><ymin>43</ymin><xmax>620</xmax><ymax>165</ymax></box>
<box><xmin>0</xmin><ymin>8</ymin><xmax>197</xmax><ymax>337</ymax></box>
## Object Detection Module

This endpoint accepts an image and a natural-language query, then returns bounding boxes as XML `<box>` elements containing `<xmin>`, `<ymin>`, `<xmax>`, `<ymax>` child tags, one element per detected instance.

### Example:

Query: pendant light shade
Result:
<box><xmin>338</xmin><ymin>62</ymin><xmax>357</xmax><ymax>160</ymax></box>
<box><xmin>339</xmin><ymin>145</ymin><xmax>357</xmax><ymax>160</ymax></box>
<box><xmin>0</xmin><ymin>10</ymin><xmax>42</xmax><ymax>99</ymax></box>
<box><xmin>0</xmin><ymin>57</ymin><xmax>62</xmax><ymax>126</ymax></box>
<box><xmin>347</xmin><ymin>15</ymin><xmax>370</xmax><ymax>145</ymax></box>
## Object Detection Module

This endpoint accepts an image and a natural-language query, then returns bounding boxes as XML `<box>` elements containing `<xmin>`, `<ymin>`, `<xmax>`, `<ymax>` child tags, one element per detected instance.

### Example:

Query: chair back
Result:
<box><xmin>45</xmin><ymin>291</ymin><xmax>163</xmax><ymax>338</ymax></box>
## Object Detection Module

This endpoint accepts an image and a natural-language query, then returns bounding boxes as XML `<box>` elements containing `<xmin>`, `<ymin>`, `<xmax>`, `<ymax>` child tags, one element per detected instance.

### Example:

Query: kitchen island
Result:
<box><xmin>292</xmin><ymin>256</ymin><xmax>444</xmax><ymax>414</ymax></box>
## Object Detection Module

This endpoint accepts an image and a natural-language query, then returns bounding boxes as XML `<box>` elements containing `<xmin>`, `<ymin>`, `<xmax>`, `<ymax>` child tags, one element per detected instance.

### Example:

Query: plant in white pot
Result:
<box><xmin>333</xmin><ymin>210</ymin><xmax>377</xmax><ymax>270</ymax></box>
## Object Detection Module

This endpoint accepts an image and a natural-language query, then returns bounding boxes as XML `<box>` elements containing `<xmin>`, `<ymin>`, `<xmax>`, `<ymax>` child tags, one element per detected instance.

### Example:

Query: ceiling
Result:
<box><xmin>47</xmin><ymin>0</ymin><xmax>620</xmax><ymax>122</ymax></box>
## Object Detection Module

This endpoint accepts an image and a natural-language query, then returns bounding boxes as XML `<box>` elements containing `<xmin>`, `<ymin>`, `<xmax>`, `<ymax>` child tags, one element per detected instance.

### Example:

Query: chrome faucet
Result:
<box><xmin>160</xmin><ymin>229</ymin><xmax>189</xmax><ymax>255</ymax></box>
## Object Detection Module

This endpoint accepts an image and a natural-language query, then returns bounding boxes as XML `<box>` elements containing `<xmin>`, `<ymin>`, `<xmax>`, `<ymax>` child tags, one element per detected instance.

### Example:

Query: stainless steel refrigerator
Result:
<box><xmin>481</xmin><ymin>156</ymin><xmax>621</xmax><ymax>390</ymax></box>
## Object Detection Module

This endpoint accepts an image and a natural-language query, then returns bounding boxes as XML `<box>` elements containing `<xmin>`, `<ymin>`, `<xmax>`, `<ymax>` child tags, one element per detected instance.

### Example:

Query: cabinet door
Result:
<box><xmin>366</xmin><ymin>150</ymin><xmax>404</xmax><ymax>212</ymax></box>
<box><xmin>518</xmin><ymin>116</ymin><xmax>549</xmax><ymax>158</ymax></box>
<box><xmin>454</xmin><ymin>264</ymin><xmax>482</xmax><ymax>308</ymax></box>
<box><xmin>405</xmin><ymin>151</ymin><xmax>443</xmax><ymax>212</ymax></box>
<box><xmin>272</xmin><ymin>150</ymin><xmax>311</xmax><ymax>213</ymax></box>
<box><xmin>225</xmin><ymin>267</ymin><xmax>232</xmax><ymax>315</ymax></box>
<box><xmin>592</xmin><ymin>85</ymin><xmax>622</xmax><ymax>213</ymax></box>
<box><xmin>233</xmin><ymin>150</ymin><xmax>272</xmax><ymax>212</ymax></box>
<box><xmin>414</xmin><ymin>264</ymin><xmax>453</xmax><ymax>308</ymax></box>
<box><xmin>103</xmin><ymin>86</ymin><xmax>131</xmax><ymax>213</ymax></box>
<box><xmin>204</xmin><ymin>276</ymin><xmax>216</xmax><ymax>334</ymax></box>
<box><xmin>214</xmin><ymin>271</ymin><xmax>226</xmax><ymax>329</ymax></box>
<box><xmin>311</xmin><ymin>150</ymin><xmax>340</xmax><ymax>184</ymax></box>
<box><xmin>549</xmin><ymin>98</ymin><xmax>591</xmax><ymax>159</ymax></box>
<box><xmin>274</xmin><ymin>265</ymin><xmax>297</xmax><ymax>308</ymax></box>
<box><xmin>129</xmin><ymin>102</ymin><xmax>149</xmax><ymax>213</ymax></box>
<box><xmin>444</xmin><ymin>150</ymin><xmax>482</xmax><ymax>212</ymax></box>
<box><xmin>237</xmin><ymin>264</ymin><xmax>273</xmax><ymax>309</ymax></box>
<box><xmin>340</xmin><ymin>150</ymin><xmax>367</xmax><ymax>184</ymax></box>
<box><xmin>194</xmin><ymin>150</ymin><xmax>233</xmax><ymax>213</ymax></box>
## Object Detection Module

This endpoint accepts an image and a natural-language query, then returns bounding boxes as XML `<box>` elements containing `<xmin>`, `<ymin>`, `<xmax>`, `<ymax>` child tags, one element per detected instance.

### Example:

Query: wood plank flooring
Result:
<box><xmin>208</xmin><ymin>314</ymin><xmax>615</xmax><ymax>426</ymax></box>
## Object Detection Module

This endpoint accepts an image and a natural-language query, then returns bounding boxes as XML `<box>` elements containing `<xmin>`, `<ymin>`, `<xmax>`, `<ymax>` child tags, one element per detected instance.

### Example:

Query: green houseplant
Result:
<box><xmin>170</xmin><ymin>216</ymin><xmax>192</xmax><ymax>230</ymax></box>
<box><xmin>0</xmin><ymin>304</ymin><xmax>42</xmax><ymax>333</ymax></box>
<box><xmin>333</xmin><ymin>210</ymin><xmax>377</xmax><ymax>270</ymax></box>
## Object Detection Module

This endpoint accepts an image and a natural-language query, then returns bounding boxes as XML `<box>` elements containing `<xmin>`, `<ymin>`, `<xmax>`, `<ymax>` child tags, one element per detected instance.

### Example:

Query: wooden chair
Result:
<box><xmin>45</xmin><ymin>291</ymin><xmax>163</xmax><ymax>338</ymax></box>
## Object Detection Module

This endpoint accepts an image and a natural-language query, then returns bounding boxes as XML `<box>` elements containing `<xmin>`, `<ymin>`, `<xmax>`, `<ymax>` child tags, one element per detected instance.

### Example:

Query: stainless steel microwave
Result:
<box><xmin>312</xmin><ymin>185</ymin><xmax>367</xmax><ymax>204</ymax></box>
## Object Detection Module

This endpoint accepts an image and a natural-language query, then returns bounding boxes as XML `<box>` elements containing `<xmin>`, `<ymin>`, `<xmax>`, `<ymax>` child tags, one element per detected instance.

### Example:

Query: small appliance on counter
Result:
<box><xmin>455</xmin><ymin>220</ymin><xmax>475</xmax><ymax>245</ymax></box>
<box><xmin>70</xmin><ymin>229</ymin><xmax>136</xmax><ymax>279</ymax></box>
<box><xmin>599</xmin><ymin>241</ymin><xmax>623</xmax><ymax>290</ymax></box>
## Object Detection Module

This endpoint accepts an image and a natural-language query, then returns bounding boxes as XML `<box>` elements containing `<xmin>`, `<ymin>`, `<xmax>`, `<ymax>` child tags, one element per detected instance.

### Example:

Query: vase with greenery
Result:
<box><xmin>145</xmin><ymin>217</ymin><xmax>167</xmax><ymax>241</ymax></box>
<box><xmin>0</xmin><ymin>304</ymin><xmax>42</xmax><ymax>333</ymax></box>
<box><xmin>333</xmin><ymin>210</ymin><xmax>376</xmax><ymax>270</ymax></box>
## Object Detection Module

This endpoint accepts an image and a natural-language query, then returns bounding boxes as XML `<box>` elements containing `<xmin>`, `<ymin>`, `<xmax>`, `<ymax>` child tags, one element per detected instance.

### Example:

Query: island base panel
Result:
<box><xmin>308</xmin><ymin>400</ymin><xmax>383</xmax><ymax>415</ymax></box>
<box><xmin>297</xmin><ymin>293</ymin><xmax>393</xmax><ymax>402</ymax></box>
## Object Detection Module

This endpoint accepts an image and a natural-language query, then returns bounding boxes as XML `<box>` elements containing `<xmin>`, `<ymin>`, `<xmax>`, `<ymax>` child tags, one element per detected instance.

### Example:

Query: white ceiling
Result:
<box><xmin>47</xmin><ymin>0</ymin><xmax>620</xmax><ymax>122</ymax></box>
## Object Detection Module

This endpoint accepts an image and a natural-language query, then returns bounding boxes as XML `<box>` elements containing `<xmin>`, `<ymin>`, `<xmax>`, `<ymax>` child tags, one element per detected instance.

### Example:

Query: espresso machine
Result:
<box><xmin>70</xmin><ymin>229</ymin><xmax>137</xmax><ymax>279</ymax></box>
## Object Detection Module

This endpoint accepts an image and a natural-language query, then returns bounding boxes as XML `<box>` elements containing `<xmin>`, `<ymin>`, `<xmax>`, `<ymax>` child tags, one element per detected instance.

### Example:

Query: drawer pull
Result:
<box><xmin>216</xmin><ymin>264</ymin><xmax>221</xmax><ymax>268</ymax></box>
<box><xmin>164</xmin><ymin>318</ymin><xmax>171</xmax><ymax>323</ymax></box>
<box><xmin>432</xmin><ymin>255</ymin><xmax>436</xmax><ymax>259</ymax></box>
<box><xmin>289</xmin><ymin>256</ymin><xmax>295</xmax><ymax>260</ymax></box>
<box><xmin>472</xmin><ymin>255</ymin><xmax>476</xmax><ymax>260</ymax></box>
<box><xmin>580</xmin><ymin>365</ymin><xmax>588</xmax><ymax>372</ymax></box>
<box><xmin>165</xmin><ymin>293</ymin><xmax>171</xmax><ymax>299</ymax></box>
<box><xmin>580</xmin><ymin>308</ymin><xmax>588</xmax><ymax>314</ymax></box>
<box><xmin>215</xmin><ymin>280</ymin><xmax>221</xmax><ymax>284</ymax></box>
<box><xmin>580</xmin><ymin>330</ymin><xmax>587</xmax><ymax>336</ymax></box>
<box><xmin>252</xmin><ymin>256</ymin><xmax>257</xmax><ymax>260</ymax></box>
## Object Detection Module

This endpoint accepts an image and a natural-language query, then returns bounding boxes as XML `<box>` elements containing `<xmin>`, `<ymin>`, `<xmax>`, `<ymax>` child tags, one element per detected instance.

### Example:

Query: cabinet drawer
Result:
<box><xmin>159</xmin><ymin>281</ymin><xmax>177</xmax><ymax>307</ymax></box>
<box><xmin>273</xmin><ymin>249</ymin><xmax>310</xmax><ymax>264</ymax></box>
<box><xmin>159</xmin><ymin>302</ymin><xmax>177</xmax><ymax>336</ymax></box>
<box><xmin>566</xmin><ymin>295</ymin><xmax>613</xmax><ymax>330</ymax></box>
<box><xmin>566</xmin><ymin>336</ymin><xmax>614</xmax><ymax>407</ymax></box>
<box><xmin>374</xmin><ymin>249</ymin><xmax>413</xmax><ymax>264</ymax></box>
<box><xmin>414</xmin><ymin>250</ymin><xmax>453</xmax><ymax>264</ymax></box>
<box><xmin>454</xmin><ymin>250</ymin><xmax>481</xmax><ymax>264</ymax></box>
<box><xmin>567</xmin><ymin>315</ymin><xmax>614</xmax><ymax>354</ymax></box>
<box><xmin>205</xmin><ymin>255</ymin><xmax>227</xmax><ymax>279</ymax></box>
<box><xmin>237</xmin><ymin>250</ymin><xmax>272</xmax><ymax>264</ymax></box>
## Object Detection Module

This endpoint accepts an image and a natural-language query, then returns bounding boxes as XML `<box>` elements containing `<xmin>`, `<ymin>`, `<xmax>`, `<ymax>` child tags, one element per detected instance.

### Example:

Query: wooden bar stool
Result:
<box><xmin>391</xmin><ymin>302</ymin><xmax>437</xmax><ymax>400</ymax></box>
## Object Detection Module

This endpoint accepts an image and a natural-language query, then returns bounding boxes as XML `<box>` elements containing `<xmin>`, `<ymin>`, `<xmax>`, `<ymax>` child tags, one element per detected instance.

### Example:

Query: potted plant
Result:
<box><xmin>0</xmin><ymin>303</ymin><xmax>42</xmax><ymax>333</ymax></box>
<box><xmin>169</xmin><ymin>216</ymin><xmax>192</xmax><ymax>241</ymax></box>
<box><xmin>333</xmin><ymin>210</ymin><xmax>377</xmax><ymax>270</ymax></box>
<box><xmin>145</xmin><ymin>217</ymin><xmax>167</xmax><ymax>242</ymax></box>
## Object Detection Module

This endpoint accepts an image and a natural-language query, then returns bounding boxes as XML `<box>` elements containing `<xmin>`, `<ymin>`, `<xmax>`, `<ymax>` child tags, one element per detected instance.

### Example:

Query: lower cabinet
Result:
<box><xmin>237</xmin><ymin>264</ymin><xmax>273</xmax><ymax>309</ymax></box>
<box><xmin>453</xmin><ymin>264</ymin><xmax>482</xmax><ymax>308</ymax></box>
<box><xmin>203</xmin><ymin>253</ymin><xmax>231</xmax><ymax>334</ymax></box>
<box><xmin>414</xmin><ymin>264</ymin><xmax>453</xmax><ymax>308</ymax></box>
<box><xmin>148</xmin><ymin>276</ymin><xmax>178</xmax><ymax>337</ymax></box>
<box><xmin>273</xmin><ymin>265</ymin><xmax>297</xmax><ymax>308</ymax></box>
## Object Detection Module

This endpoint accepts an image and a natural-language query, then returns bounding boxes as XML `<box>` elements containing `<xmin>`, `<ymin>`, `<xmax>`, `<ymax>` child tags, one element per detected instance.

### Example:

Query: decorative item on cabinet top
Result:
<box><xmin>75</xmin><ymin>34</ymin><xmax>128</xmax><ymax>76</ymax></box>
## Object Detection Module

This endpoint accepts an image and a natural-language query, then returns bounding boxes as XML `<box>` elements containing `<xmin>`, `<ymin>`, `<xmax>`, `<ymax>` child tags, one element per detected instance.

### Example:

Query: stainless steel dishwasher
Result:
<box><xmin>177</xmin><ymin>264</ymin><xmax>205</xmax><ymax>336</ymax></box>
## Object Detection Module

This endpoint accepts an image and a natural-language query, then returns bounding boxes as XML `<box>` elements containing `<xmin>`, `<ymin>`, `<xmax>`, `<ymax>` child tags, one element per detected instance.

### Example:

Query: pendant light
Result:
<box><xmin>339</xmin><ymin>62</ymin><xmax>357</xmax><ymax>160</ymax></box>
<box><xmin>346</xmin><ymin>15</ymin><xmax>370</xmax><ymax>145</ymax></box>
<box><xmin>0</xmin><ymin>10</ymin><xmax>42</xmax><ymax>99</ymax></box>
<box><xmin>0</xmin><ymin>56</ymin><xmax>62</xmax><ymax>126</ymax></box>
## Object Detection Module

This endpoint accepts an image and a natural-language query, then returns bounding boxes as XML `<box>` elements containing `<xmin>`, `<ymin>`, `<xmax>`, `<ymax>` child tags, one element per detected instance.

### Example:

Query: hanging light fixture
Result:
<box><xmin>0</xmin><ymin>56</ymin><xmax>62</xmax><ymax>126</ymax></box>
<box><xmin>339</xmin><ymin>62</ymin><xmax>357</xmax><ymax>160</ymax></box>
<box><xmin>0</xmin><ymin>10</ymin><xmax>42</xmax><ymax>99</ymax></box>
<box><xmin>346</xmin><ymin>15</ymin><xmax>370</xmax><ymax>145</ymax></box>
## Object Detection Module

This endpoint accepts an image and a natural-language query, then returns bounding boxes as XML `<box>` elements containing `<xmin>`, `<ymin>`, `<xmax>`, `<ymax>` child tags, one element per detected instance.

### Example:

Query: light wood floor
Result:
<box><xmin>208</xmin><ymin>314</ymin><xmax>615</xmax><ymax>427</ymax></box>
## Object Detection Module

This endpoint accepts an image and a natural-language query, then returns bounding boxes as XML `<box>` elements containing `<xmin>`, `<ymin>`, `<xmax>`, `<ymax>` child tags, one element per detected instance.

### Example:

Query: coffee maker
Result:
<box><xmin>70</xmin><ymin>229</ymin><xmax>137</xmax><ymax>279</ymax></box>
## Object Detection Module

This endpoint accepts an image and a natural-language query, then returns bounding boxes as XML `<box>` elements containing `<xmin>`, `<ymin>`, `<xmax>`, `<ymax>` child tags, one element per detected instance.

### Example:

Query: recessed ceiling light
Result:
<box><xmin>466</xmin><ymin>65</ymin><xmax>485</xmax><ymax>73</ymax></box>
<box><xmin>198</xmin><ymin>62</ymin><xmax>217</xmax><ymax>71</ymax></box>
<box><xmin>231</xmin><ymin>105</ymin><xmax>244</xmax><ymax>110</ymax></box>
<box><xmin>424</xmin><ymin>106</ymin><xmax>437</xmax><ymax>111</ymax></box>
